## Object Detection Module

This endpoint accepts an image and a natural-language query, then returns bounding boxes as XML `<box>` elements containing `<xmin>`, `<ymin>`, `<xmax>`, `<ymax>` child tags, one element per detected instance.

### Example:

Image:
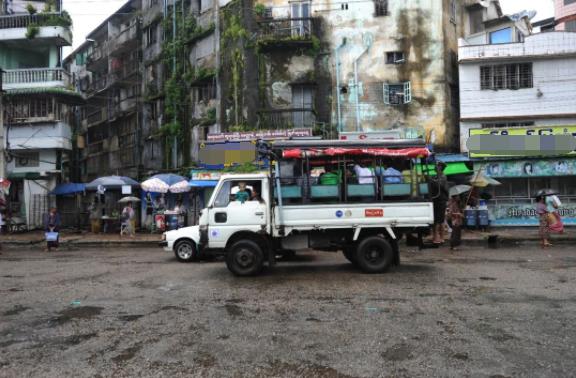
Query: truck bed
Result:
<box><xmin>273</xmin><ymin>202</ymin><xmax>433</xmax><ymax>233</ymax></box>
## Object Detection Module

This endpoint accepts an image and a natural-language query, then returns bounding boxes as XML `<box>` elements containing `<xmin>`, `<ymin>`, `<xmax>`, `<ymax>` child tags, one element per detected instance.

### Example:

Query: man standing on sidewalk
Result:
<box><xmin>429</xmin><ymin>162</ymin><xmax>449</xmax><ymax>244</ymax></box>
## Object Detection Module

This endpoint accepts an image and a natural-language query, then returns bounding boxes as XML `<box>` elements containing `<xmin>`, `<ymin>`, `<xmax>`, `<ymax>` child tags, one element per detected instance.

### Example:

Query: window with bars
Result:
<box><xmin>480</xmin><ymin>63</ymin><xmax>533</xmax><ymax>90</ymax></box>
<box><xmin>566</xmin><ymin>20</ymin><xmax>576</xmax><ymax>32</ymax></box>
<box><xmin>374</xmin><ymin>0</ymin><xmax>388</xmax><ymax>17</ymax></box>
<box><xmin>15</xmin><ymin>152</ymin><xmax>40</xmax><ymax>168</ymax></box>
<box><xmin>383</xmin><ymin>82</ymin><xmax>411</xmax><ymax>105</ymax></box>
<box><xmin>386</xmin><ymin>51</ymin><xmax>405</xmax><ymax>64</ymax></box>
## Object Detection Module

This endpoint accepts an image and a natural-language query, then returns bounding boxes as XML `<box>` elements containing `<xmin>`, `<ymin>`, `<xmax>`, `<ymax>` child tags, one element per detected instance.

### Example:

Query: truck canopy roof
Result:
<box><xmin>267</xmin><ymin>139</ymin><xmax>430</xmax><ymax>160</ymax></box>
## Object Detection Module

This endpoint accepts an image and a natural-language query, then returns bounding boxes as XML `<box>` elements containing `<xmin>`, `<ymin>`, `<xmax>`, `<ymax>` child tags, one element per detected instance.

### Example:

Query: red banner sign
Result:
<box><xmin>365</xmin><ymin>209</ymin><xmax>384</xmax><ymax>217</ymax></box>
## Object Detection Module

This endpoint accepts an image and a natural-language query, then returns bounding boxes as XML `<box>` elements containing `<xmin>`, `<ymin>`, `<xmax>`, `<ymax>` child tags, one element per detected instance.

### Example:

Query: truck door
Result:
<box><xmin>207</xmin><ymin>179</ymin><xmax>268</xmax><ymax>249</ymax></box>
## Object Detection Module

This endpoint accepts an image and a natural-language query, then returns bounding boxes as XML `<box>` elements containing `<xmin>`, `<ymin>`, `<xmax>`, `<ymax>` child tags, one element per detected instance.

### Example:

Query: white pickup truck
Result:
<box><xmin>161</xmin><ymin>139</ymin><xmax>435</xmax><ymax>276</ymax></box>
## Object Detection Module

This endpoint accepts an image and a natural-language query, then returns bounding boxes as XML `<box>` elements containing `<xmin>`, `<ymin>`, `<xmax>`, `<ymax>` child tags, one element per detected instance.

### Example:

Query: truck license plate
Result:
<box><xmin>365</xmin><ymin>209</ymin><xmax>383</xmax><ymax>217</ymax></box>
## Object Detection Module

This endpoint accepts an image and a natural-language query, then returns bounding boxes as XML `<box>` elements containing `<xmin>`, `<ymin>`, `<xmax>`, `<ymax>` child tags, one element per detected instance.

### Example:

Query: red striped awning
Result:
<box><xmin>282</xmin><ymin>147</ymin><xmax>431</xmax><ymax>159</ymax></box>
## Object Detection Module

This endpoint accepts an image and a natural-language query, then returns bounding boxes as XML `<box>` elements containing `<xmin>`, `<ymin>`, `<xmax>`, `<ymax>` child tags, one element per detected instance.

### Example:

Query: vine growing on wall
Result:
<box><xmin>221</xmin><ymin>6</ymin><xmax>248</xmax><ymax>130</ymax></box>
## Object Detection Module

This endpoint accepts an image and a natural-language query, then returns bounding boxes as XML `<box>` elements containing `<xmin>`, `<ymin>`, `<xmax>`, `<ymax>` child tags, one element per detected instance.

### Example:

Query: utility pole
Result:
<box><xmin>0</xmin><ymin>67</ymin><xmax>5</xmax><ymax>180</ymax></box>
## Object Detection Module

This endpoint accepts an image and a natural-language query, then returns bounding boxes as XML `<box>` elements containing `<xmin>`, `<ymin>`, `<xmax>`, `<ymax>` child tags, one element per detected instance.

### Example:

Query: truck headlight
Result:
<box><xmin>161</xmin><ymin>232</ymin><xmax>166</xmax><ymax>241</ymax></box>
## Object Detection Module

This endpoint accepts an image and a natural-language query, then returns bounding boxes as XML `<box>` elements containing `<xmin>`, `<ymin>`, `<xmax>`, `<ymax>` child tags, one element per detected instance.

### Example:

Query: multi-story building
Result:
<box><xmin>555</xmin><ymin>0</ymin><xmax>576</xmax><ymax>31</ymax></box>
<box><xmin>217</xmin><ymin>0</ymin><xmax>466</xmax><ymax>151</ymax></box>
<box><xmin>1</xmin><ymin>0</ymin><xmax>80</xmax><ymax>228</ymax></box>
<box><xmin>458</xmin><ymin>1</ymin><xmax>576</xmax><ymax>226</ymax></box>
<box><xmin>66</xmin><ymin>0</ymin><xmax>148</xmax><ymax>182</ymax></box>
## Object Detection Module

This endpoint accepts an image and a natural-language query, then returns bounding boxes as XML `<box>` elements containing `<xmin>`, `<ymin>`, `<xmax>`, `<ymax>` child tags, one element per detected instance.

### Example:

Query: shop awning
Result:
<box><xmin>416</xmin><ymin>162</ymin><xmax>473</xmax><ymax>176</ymax></box>
<box><xmin>189</xmin><ymin>180</ymin><xmax>219</xmax><ymax>188</ymax></box>
<box><xmin>50</xmin><ymin>183</ymin><xmax>86</xmax><ymax>195</ymax></box>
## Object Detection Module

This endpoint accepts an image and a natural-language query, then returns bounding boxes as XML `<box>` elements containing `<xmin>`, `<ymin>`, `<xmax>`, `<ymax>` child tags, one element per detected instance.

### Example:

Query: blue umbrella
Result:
<box><xmin>150</xmin><ymin>174</ymin><xmax>188</xmax><ymax>186</ymax></box>
<box><xmin>85</xmin><ymin>176</ymin><xmax>140</xmax><ymax>190</ymax></box>
<box><xmin>51</xmin><ymin>183</ymin><xmax>86</xmax><ymax>195</ymax></box>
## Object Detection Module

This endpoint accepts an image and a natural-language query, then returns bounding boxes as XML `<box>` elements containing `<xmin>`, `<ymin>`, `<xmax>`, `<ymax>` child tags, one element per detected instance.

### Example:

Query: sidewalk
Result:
<box><xmin>1</xmin><ymin>230</ymin><xmax>162</xmax><ymax>248</ymax></box>
<box><xmin>1</xmin><ymin>227</ymin><xmax>575</xmax><ymax>249</ymax></box>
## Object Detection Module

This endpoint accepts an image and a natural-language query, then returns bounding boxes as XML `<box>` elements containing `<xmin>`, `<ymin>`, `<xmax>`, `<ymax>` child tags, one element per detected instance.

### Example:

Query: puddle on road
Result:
<box><xmin>3</xmin><ymin>305</ymin><xmax>29</xmax><ymax>316</ymax></box>
<box><xmin>381</xmin><ymin>343</ymin><xmax>414</xmax><ymax>361</ymax></box>
<box><xmin>112</xmin><ymin>344</ymin><xmax>142</xmax><ymax>363</ymax></box>
<box><xmin>224</xmin><ymin>304</ymin><xmax>243</xmax><ymax>317</ymax></box>
<box><xmin>48</xmin><ymin>306</ymin><xmax>104</xmax><ymax>326</ymax></box>
<box><xmin>118</xmin><ymin>314</ymin><xmax>144</xmax><ymax>322</ymax></box>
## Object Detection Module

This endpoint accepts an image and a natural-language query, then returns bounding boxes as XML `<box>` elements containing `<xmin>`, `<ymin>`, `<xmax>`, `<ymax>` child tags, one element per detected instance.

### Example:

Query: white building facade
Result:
<box><xmin>458</xmin><ymin>31</ymin><xmax>576</xmax><ymax>226</ymax></box>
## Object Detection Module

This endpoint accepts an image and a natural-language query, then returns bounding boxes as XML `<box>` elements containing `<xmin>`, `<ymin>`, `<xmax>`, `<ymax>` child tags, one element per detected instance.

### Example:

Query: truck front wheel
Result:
<box><xmin>355</xmin><ymin>236</ymin><xmax>394</xmax><ymax>273</ymax></box>
<box><xmin>226</xmin><ymin>240</ymin><xmax>264</xmax><ymax>276</ymax></box>
<box><xmin>174</xmin><ymin>240</ymin><xmax>198</xmax><ymax>262</ymax></box>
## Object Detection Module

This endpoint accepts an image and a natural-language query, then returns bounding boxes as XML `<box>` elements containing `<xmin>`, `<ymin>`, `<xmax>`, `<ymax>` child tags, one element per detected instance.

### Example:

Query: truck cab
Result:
<box><xmin>161</xmin><ymin>138</ymin><xmax>435</xmax><ymax>276</ymax></box>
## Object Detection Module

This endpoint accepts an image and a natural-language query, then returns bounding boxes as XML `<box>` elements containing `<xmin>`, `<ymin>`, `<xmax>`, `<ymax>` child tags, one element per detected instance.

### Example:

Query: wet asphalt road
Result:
<box><xmin>1</xmin><ymin>244</ymin><xmax>576</xmax><ymax>377</ymax></box>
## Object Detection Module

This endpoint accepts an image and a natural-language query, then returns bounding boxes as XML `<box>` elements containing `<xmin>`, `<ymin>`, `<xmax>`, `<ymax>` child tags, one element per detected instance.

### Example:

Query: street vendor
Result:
<box><xmin>429</xmin><ymin>161</ymin><xmax>449</xmax><ymax>244</ymax></box>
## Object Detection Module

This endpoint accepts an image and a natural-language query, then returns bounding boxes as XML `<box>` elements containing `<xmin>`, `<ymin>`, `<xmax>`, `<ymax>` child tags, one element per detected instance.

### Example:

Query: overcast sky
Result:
<box><xmin>63</xmin><ymin>0</ymin><xmax>556</xmax><ymax>56</ymax></box>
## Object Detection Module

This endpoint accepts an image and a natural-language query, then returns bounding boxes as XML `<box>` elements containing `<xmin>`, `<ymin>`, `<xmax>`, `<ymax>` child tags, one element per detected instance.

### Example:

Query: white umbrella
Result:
<box><xmin>118</xmin><ymin>196</ymin><xmax>141</xmax><ymax>203</ymax></box>
<box><xmin>450</xmin><ymin>184</ymin><xmax>472</xmax><ymax>197</ymax></box>
<box><xmin>141</xmin><ymin>177</ymin><xmax>169</xmax><ymax>193</ymax></box>
<box><xmin>169</xmin><ymin>180</ymin><xmax>191</xmax><ymax>193</ymax></box>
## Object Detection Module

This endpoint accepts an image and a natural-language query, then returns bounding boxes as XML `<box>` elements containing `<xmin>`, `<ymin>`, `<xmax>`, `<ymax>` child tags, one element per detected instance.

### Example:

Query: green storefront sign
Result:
<box><xmin>482</xmin><ymin>158</ymin><xmax>576</xmax><ymax>178</ymax></box>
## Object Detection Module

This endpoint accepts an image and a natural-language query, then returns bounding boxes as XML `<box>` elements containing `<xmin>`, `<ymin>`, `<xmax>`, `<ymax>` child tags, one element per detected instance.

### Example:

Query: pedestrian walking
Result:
<box><xmin>88</xmin><ymin>195</ymin><xmax>101</xmax><ymax>233</ymax></box>
<box><xmin>447</xmin><ymin>195</ymin><xmax>464</xmax><ymax>250</ymax></box>
<box><xmin>120</xmin><ymin>202</ymin><xmax>135</xmax><ymax>238</ymax></box>
<box><xmin>536</xmin><ymin>195</ymin><xmax>553</xmax><ymax>249</ymax></box>
<box><xmin>429</xmin><ymin>162</ymin><xmax>449</xmax><ymax>244</ymax></box>
<box><xmin>43</xmin><ymin>207</ymin><xmax>61</xmax><ymax>252</ymax></box>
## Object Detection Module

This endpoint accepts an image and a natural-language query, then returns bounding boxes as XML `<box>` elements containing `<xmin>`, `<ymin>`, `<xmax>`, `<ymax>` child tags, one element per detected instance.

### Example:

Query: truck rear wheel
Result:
<box><xmin>226</xmin><ymin>240</ymin><xmax>264</xmax><ymax>276</ymax></box>
<box><xmin>355</xmin><ymin>236</ymin><xmax>394</xmax><ymax>273</ymax></box>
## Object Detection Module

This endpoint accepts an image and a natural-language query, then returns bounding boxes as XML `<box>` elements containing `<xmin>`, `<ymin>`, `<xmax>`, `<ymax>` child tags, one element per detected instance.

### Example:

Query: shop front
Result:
<box><xmin>479</xmin><ymin>158</ymin><xmax>576</xmax><ymax>226</ymax></box>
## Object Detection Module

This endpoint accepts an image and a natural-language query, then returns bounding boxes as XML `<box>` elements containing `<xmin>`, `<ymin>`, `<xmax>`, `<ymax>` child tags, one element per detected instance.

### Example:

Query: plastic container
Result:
<box><xmin>478</xmin><ymin>209</ymin><xmax>490</xmax><ymax>226</ymax></box>
<box><xmin>166</xmin><ymin>214</ymin><xmax>178</xmax><ymax>230</ymax></box>
<box><xmin>465</xmin><ymin>209</ymin><xmax>477</xmax><ymax>227</ymax></box>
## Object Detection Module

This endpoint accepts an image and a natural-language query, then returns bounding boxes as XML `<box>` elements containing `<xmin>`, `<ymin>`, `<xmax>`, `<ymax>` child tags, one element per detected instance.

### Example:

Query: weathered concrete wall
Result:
<box><xmin>253</xmin><ymin>0</ymin><xmax>461</xmax><ymax>149</ymax></box>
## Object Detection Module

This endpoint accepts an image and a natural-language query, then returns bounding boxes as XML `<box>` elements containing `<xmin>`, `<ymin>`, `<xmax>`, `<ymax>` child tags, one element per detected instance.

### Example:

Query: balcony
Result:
<box><xmin>0</xmin><ymin>13</ymin><xmax>72</xmax><ymax>45</ymax></box>
<box><xmin>257</xmin><ymin>17</ymin><xmax>317</xmax><ymax>50</ymax></box>
<box><xmin>257</xmin><ymin>108</ymin><xmax>315</xmax><ymax>129</ymax></box>
<box><xmin>3</xmin><ymin>68</ymin><xmax>70</xmax><ymax>90</ymax></box>
<box><xmin>108</xmin><ymin>23</ymin><xmax>139</xmax><ymax>56</ymax></box>
<box><xmin>87</xmin><ymin>108</ymin><xmax>107</xmax><ymax>126</ymax></box>
<box><xmin>4</xmin><ymin>97</ymin><xmax>67</xmax><ymax>124</ymax></box>
<box><xmin>86</xmin><ymin>43</ymin><xmax>108</xmax><ymax>71</ymax></box>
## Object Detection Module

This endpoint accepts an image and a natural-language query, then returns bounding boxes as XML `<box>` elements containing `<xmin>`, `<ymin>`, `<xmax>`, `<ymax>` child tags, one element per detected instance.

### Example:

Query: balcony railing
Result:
<box><xmin>4</xmin><ymin>97</ymin><xmax>66</xmax><ymax>124</ymax></box>
<box><xmin>0</xmin><ymin>13</ymin><xmax>63</xmax><ymax>29</ymax></box>
<box><xmin>3</xmin><ymin>68</ymin><xmax>70</xmax><ymax>89</ymax></box>
<box><xmin>108</xmin><ymin>23</ymin><xmax>138</xmax><ymax>54</ymax></box>
<box><xmin>86</xmin><ymin>43</ymin><xmax>108</xmax><ymax>69</ymax></box>
<box><xmin>258</xmin><ymin>108</ymin><xmax>316</xmax><ymax>129</ymax></box>
<box><xmin>258</xmin><ymin>17</ymin><xmax>315</xmax><ymax>41</ymax></box>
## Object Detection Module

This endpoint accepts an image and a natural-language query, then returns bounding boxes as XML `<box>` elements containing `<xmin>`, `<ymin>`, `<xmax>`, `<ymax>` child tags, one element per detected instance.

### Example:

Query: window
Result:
<box><xmin>150</xmin><ymin>0</ymin><xmax>159</xmax><ymax>7</ymax></box>
<box><xmin>291</xmin><ymin>85</ymin><xmax>315</xmax><ymax>128</ymax></box>
<box><xmin>450</xmin><ymin>0</ymin><xmax>456</xmax><ymax>24</ymax></box>
<box><xmin>469</xmin><ymin>8</ymin><xmax>484</xmax><ymax>34</ymax></box>
<box><xmin>290</xmin><ymin>2</ymin><xmax>311</xmax><ymax>37</ymax></box>
<box><xmin>384</xmin><ymin>82</ymin><xmax>411</xmax><ymax>105</ymax></box>
<box><xmin>490</xmin><ymin>27</ymin><xmax>512</xmax><ymax>44</ymax></box>
<box><xmin>15</xmin><ymin>152</ymin><xmax>40</xmax><ymax>168</ymax></box>
<box><xmin>566</xmin><ymin>20</ymin><xmax>576</xmax><ymax>32</ymax></box>
<box><xmin>145</xmin><ymin>23</ymin><xmax>158</xmax><ymax>47</ymax></box>
<box><xmin>374</xmin><ymin>0</ymin><xmax>388</xmax><ymax>17</ymax></box>
<box><xmin>386</xmin><ymin>51</ymin><xmax>405</xmax><ymax>64</ymax></box>
<box><xmin>480</xmin><ymin>63</ymin><xmax>533</xmax><ymax>90</ymax></box>
<box><xmin>481</xmin><ymin>121</ymin><xmax>535</xmax><ymax>129</ymax></box>
<box><xmin>565</xmin><ymin>0</ymin><xmax>576</xmax><ymax>5</ymax></box>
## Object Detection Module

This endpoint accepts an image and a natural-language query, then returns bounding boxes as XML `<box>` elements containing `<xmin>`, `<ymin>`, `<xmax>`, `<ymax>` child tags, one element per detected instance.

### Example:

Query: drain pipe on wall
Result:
<box><xmin>353</xmin><ymin>33</ymin><xmax>373</xmax><ymax>132</ymax></box>
<box><xmin>335</xmin><ymin>38</ymin><xmax>347</xmax><ymax>133</ymax></box>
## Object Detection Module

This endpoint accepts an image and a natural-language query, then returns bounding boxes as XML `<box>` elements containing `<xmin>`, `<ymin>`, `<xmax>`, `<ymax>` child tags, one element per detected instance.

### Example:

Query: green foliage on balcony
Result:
<box><xmin>24</xmin><ymin>11</ymin><xmax>73</xmax><ymax>39</ymax></box>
